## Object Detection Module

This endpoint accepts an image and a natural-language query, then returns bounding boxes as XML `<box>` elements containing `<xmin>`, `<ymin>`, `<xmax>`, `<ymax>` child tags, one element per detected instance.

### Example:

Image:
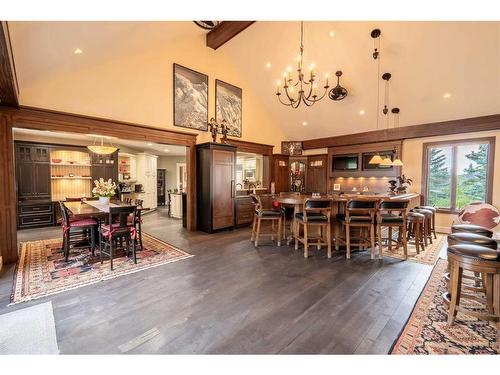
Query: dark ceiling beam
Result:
<box><xmin>206</xmin><ymin>21</ymin><xmax>255</xmax><ymax>50</ymax></box>
<box><xmin>0</xmin><ymin>21</ymin><xmax>19</xmax><ymax>107</ymax></box>
<box><xmin>302</xmin><ymin>114</ymin><xmax>500</xmax><ymax>149</ymax></box>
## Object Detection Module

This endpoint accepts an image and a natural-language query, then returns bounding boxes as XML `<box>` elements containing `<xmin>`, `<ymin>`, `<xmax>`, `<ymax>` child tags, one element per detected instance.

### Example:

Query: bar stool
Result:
<box><xmin>377</xmin><ymin>199</ymin><xmax>409</xmax><ymax>259</ymax></box>
<box><xmin>406</xmin><ymin>212</ymin><xmax>426</xmax><ymax>254</ymax></box>
<box><xmin>412</xmin><ymin>208</ymin><xmax>434</xmax><ymax>246</ymax></box>
<box><xmin>416</xmin><ymin>205</ymin><xmax>437</xmax><ymax>239</ymax></box>
<box><xmin>250</xmin><ymin>194</ymin><xmax>282</xmax><ymax>248</ymax></box>
<box><xmin>445</xmin><ymin>244</ymin><xmax>500</xmax><ymax>347</ymax></box>
<box><xmin>335</xmin><ymin>199</ymin><xmax>377</xmax><ymax>259</ymax></box>
<box><xmin>294</xmin><ymin>198</ymin><xmax>332</xmax><ymax>259</ymax></box>
<box><xmin>447</xmin><ymin>232</ymin><xmax>498</xmax><ymax>250</ymax></box>
<box><xmin>452</xmin><ymin>224</ymin><xmax>494</xmax><ymax>238</ymax></box>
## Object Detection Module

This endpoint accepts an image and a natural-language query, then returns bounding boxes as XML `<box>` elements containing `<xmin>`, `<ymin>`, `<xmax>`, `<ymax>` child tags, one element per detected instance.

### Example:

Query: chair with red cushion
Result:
<box><xmin>59</xmin><ymin>201</ymin><xmax>98</xmax><ymax>262</ymax></box>
<box><xmin>99</xmin><ymin>205</ymin><xmax>138</xmax><ymax>270</ymax></box>
<box><xmin>134</xmin><ymin>199</ymin><xmax>144</xmax><ymax>250</ymax></box>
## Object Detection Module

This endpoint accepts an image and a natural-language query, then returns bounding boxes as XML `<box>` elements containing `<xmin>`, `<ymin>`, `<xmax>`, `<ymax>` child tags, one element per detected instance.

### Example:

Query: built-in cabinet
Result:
<box><xmin>272</xmin><ymin>153</ymin><xmax>328</xmax><ymax>194</ymax></box>
<box><xmin>196</xmin><ymin>143</ymin><xmax>236</xmax><ymax>233</ymax></box>
<box><xmin>91</xmin><ymin>151</ymin><xmax>118</xmax><ymax>182</ymax></box>
<box><xmin>135</xmin><ymin>153</ymin><xmax>158</xmax><ymax>210</ymax></box>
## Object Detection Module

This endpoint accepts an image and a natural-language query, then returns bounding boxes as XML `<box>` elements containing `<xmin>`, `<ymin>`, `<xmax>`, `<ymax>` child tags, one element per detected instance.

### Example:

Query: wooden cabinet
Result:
<box><xmin>91</xmin><ymin>151</ymin><xmax>118</xmax><ymax>182</ymax></box>
<box><xmin>15</xmin><ymin>142</ymin><xmax>51</xmax><ymax>200</ymax></box>
<box><xmin>272</xmin><ymin>154</ymin><xmax>289</xmax><ymax>193</ymax></box>
<box><xmin>196</xmin><ymin>143</ymin><xmax>236</xmax><ymax>233</ymax></box>
<box><xmin>306</xmin><ymin>155</ymin><xmax>328</xmax><ymax>194</ymax></box>
<box><xmin>235</xmin><ymin>196</ymin><xmax>254</xmax><ymax>226</ymax></box>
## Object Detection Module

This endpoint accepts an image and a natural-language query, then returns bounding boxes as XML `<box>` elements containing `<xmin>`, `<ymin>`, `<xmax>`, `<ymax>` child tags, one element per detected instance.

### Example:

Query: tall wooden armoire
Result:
<box><xmin>196</xmin><ymin>142</ymin><xmax>236</xmax><ymax>233</ymax></box>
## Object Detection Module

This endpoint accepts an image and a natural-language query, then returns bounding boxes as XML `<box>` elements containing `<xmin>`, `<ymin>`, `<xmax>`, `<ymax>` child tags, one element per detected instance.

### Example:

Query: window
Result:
<box><xmin>423</xmin><ymin>137</ymin><xmax>495</xmax><ymax>212</ymax></box>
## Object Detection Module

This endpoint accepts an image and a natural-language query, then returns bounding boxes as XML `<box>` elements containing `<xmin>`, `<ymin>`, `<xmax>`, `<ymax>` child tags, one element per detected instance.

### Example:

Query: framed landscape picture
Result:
<box><xmin>173</xmin><ymin>63</ymin><xmax>208</xmax><ymax>131</ymax></box>
<box><xmin>216</xmin><ymin>79</ymin><xmax>242</xmax><ymax>137</ymax></box>
<box><xmin>282</xmin><ymin>141</ymin><xmax>303</xmax><ymax>155</ymax></box>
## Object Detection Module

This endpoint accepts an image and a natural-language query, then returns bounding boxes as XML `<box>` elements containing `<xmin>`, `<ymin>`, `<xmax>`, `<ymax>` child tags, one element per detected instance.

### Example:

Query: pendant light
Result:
<box><xmin>378</xmin><ymin>72</ymin><xmax>394</xmax><ymax>165</ymax></box>
<box><xmin>391</xmin><ymin>107</ymin><xmax>403</xmax><ymax>166</ymax></box>
<box><xmin>87</xmin><ymin>136</ymin><xmax>118</xmax><ymax>155</ymax></box>
<box><xmin>369</xmin><ymin>29</ymin><xmax>384</xmax><ymax>165</ymax></box>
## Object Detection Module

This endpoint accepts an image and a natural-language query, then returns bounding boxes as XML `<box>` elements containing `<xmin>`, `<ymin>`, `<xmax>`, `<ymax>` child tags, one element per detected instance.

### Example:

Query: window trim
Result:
<box><xmin>421</xmin><ymin>137</ymin><xmax>495</xmax><ymax>214</ymax></box>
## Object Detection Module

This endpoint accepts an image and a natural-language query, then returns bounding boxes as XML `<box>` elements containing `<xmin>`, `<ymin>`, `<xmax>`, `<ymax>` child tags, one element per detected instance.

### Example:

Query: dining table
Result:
<box><xmin>63</xmin><ymin>200</ymin><xmax>148</xmax><ymax>219</ymax></box>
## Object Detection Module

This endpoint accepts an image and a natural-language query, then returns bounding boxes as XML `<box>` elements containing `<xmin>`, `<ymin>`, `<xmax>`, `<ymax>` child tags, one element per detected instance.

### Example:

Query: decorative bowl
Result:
<box><xmin>52</xmin><ymin>158</ymin><xmax>62</xmax><ymax>163</ymax></box>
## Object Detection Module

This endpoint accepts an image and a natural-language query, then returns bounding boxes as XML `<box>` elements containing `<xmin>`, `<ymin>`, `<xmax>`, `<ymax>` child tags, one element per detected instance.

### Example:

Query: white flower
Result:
<box><xmin>92</xmin><ymin>178</ymin><xmax>117</xmax><ymax>197</ymax></box>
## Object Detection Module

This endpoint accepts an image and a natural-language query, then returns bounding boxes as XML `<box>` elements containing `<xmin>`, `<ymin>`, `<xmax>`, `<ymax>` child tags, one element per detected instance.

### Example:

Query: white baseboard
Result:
<box><xmin>436</xmin><ymin>226</ymin><xmax>451</xmax><ymax>234</ymax></box>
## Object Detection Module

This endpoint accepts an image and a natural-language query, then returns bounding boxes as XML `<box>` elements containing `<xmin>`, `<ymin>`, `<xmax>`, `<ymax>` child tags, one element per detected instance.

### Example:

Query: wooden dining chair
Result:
<box><xmin>250</xmin><ymin>194</ymin><xmax>282</xmax><ymax>247</ymax></box>
<box><xmin>59</xmin><ymin>201</ymin><xmax>98</xmax><ymax>262</ymax></box>
<box><xmin>294</xmin><ymin>198</ymin><xmax>332</xmax><ymax>258</ymax></box>
<box><xmin>335</xmin><ymin>198</ymin><xmax>377</xmax><ymax>259</ymax></box>
<box><xmin>134</xmin><ymin>199</ymin><xmax>144</xmax><ymax>250</ymax></box>
<box><xmin>99</xmin><ymin>205</ymin><xmax>138</xmax><ymax>270</ymax></box>
<box><xmin>377</xmin><ymin>199</ymin><xmax>409</xmax><ymax>259</ymax></box>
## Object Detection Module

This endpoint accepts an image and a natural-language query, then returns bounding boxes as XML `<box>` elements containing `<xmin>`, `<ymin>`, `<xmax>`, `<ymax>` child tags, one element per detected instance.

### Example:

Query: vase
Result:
<box><xmin>99</xmin><ymin>196</ymin><xmax>110</xmax><ymax>205</ymax></box>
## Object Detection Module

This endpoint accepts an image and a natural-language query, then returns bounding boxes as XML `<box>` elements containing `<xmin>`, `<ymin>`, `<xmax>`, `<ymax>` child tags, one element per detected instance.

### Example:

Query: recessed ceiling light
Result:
<box><xmin>329</xmin><ymin>31</ymin><xmax>335</xmax><ymax>37</ymax></box>
<box><xmin>147</xmin><ymin>143</ymin><xmax>153</xmax><ymax>146</ymax></box>
<box><xmin>359</xmin><ymin>109</ymin><xmax>365</xmax><ymax>115</ymax></box>
<box><xmin>74</xmin><ymin>48</ymin><xmax>83</xmax><ymax>55</ymax></box>
<box><xmin>443</xmin><ymin>93</ymin><xmax>452</xmax><ymax>99</ymax></box>
<box><xmin>302</xmin><ymin>121</ymin><xmax>308</xmax><ymax>127</ymax></box>
<box><xmin>265</xmin><ymin>62</ymin><xmax>271</xmax><ymax>69</ymax></box>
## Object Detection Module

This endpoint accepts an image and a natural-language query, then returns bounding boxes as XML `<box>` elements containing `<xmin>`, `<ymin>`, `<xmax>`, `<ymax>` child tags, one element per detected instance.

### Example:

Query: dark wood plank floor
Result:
<box><xmin>0</xmin><ymin>207</ymin><xmax>436</xmax><ymax>354</ymax></box>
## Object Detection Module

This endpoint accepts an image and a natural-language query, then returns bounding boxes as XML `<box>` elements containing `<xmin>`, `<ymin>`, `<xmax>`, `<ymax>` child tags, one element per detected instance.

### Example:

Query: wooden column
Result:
<box><xmin>0</xmin><ymin>113</ymin><xmax>17</xmax><ymax>263</ymax></box>
<box><xmin>186</xmin><ymin>145</ymin><xmax>196</xmax><ymax>231</ymax></box>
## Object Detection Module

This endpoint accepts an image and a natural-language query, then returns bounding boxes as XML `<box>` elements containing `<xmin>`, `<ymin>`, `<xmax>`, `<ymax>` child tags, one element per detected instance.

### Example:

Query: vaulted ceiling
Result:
<box><xmin>7</xmin><ymin>21</ymin><xmax>500</xmax><ymax>141</ymax></box>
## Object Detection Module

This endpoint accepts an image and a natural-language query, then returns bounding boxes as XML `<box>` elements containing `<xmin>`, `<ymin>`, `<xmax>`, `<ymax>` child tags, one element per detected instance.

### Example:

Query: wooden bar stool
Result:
<box><xmin>335</xmin><ymin>198</ymin><xmax>377</xmax><ymax>259</ymax></box>
<box><xmin>412</xmin><ymin>208</ymin><xmax>434</xmax><ymax>246</ymax></box>
<box><xmin>445</xmin><ymin>244</ymin><xmax>500</xmax><ymax>348</ymax></box>
<box><xmin>416</xmin><ymin>205</ymin><xmax>437</xmax><ymax>239</ymax></box>
<box><xmin>406</xmin><ymin>212</ymin><xmax>426</xmax><ymax>254</ymax></box>
<box><xmin>250</xmin><ymin>194</ymin><xmax>282</xmax><ymax>248</ymax></box>
<box><xmin>377</xmin><ymin>199</ymin><xmax>409</xmax><ymax>259</ymax></box>
<box><xmin>294</xmin><ymin>198</ymin><xmax>332</xmax><ymax>259</ymax></box>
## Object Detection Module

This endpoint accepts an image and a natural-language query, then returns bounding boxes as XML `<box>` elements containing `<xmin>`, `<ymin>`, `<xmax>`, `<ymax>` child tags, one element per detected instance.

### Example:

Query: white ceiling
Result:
<box><xmin>12</xmin><ymin>127</ymin><xmax>187</xmax><ymax>156</ymax></box>
<box><xmin>8</xmin><ymin>21</ymin><xmax>500</xmax><ymax>141</ymax></box>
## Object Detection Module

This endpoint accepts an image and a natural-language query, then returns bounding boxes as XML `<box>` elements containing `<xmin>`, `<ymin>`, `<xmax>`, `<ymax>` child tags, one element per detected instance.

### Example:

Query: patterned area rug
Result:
<box><xmin>391</xmin><ymin>259</ymin><xmax>498</xmax><ymax>354</ymax></box>
<box><xmin>11</xmin><ymin>233</ymin><xmax>193</xmax><ymax>305</ymax></box>
<box><xmin>382</xmin><ymin>231</ymin><xmax>446</xmax><ymax>265</ymax></box>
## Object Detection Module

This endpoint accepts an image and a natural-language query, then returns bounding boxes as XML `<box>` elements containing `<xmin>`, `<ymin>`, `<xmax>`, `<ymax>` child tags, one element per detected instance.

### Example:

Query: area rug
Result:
<box><xmin>391</xmin><ymin>259</ymin><xmax>498</xmax><ymax>354</ymax></box>
<box><xmin>11</xmin><ymin>233</ymin><xmax>193</xmax><ymax>305</ymax></box>
<box><xmin>382</xmin><ymin>232</ymin><xmax>446</xmax><ymax>265</ymax></box>
<box><xmin>0</xmin><ymin>301</ymin><xmax>59</xmax><ymax>354</ymax></box>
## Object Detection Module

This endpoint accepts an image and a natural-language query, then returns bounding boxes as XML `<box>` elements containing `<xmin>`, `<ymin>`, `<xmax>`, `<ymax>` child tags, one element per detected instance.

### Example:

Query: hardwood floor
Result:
<box><xmin>0</xmin><ymin>207</ymin><xmax>436</xmax><ymax>354</ymax></box>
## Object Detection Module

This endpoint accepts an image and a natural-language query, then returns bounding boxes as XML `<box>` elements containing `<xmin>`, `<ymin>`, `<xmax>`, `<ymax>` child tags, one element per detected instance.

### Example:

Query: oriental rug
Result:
<box><xmin>391</xmin><ymin>259</ymin><xmax>498</xmax><ymax>354</ymax></box>
<box><xmin>11</xmin><ymin>233</ymin><xmax>193</xmax><ymax>305</ymax></box>
<box><xmin>381</xmin><ymin>231</ymin><xmax>446</xmax><ymax>265</ymax></box>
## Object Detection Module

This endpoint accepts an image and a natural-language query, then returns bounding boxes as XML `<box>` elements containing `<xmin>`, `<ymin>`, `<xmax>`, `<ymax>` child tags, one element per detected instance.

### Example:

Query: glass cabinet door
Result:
<box><xmin>290</xmin><ymin>160</ymin><xmax>306</xmax><ymax>192</ymax></box>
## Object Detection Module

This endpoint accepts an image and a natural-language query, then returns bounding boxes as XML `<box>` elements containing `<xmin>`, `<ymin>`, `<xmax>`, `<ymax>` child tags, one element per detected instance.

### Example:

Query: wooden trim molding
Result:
<box><xmin>420</xmin><ymin>136</ymin><xmax>495</xmax><ymax>214</ymax></box>
<box><xmin>0</xmin><ymin>22</ymin><xmax>19</xmax><ymax>107</ymax></box>
<box><xmin>302</xmin><ymin>114</ymin><xmax>500</xmax><ymax>149</ymax></box>
<box><xmin>206</xmin><ymin>21</ymin><xmax>255</xmax><ymax>50</ymax></box>
<box><xmin>227</xmin><ymin>138</ymin><xmax>274</xmax><ymax>156</ymax></box>
<box><xmin>1</xmin><ymin>106</ymin><xmax>197</xmax><ymax>146</ymax></box>
<box><xmin>0</xmin><ymin>113</ymin><xmax>18</xmax><ymax>263</ymax></box>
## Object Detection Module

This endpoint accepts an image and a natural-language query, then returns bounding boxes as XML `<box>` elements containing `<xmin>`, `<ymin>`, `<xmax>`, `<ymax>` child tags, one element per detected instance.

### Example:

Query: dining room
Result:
<box><xmin>0</xmin><ymin>5</ymin><xmax>499</xmax><ymax>368</ymax></box>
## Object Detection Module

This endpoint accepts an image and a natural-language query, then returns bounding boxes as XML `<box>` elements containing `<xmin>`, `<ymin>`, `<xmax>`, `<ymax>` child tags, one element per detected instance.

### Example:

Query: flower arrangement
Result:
<box><xmin>92</xmin><ymin>178</ymin><xmax>116</xmax><ymax>197</ymax></box>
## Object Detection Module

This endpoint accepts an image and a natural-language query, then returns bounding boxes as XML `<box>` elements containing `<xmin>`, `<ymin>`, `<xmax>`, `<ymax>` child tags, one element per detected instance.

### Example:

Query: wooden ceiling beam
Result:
<box><xmin>302</xmin><ymin>114</ymin><xmax>500</xmax><ymax>149</ymax></box>
<box><xmin>207</xmin><ymin>21</ymin><xmax>255</xmax><ymax>50</ymax></box>
<box><xmin>0</xmin><ymin>22</ymin><xmax>19</xmax><ymax>107</ymax></box>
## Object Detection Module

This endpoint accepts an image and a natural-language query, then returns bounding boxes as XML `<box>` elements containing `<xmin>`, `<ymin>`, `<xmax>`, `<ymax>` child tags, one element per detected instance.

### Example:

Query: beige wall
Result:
<box><xmin>157</xmin><ymin>155</ymin><xmax>187</xmax><ymax>192</ymax></box>
<box><xmin>15</xmin><ymin>33</ymin><xmax>286</xmax><ymax>152</ymax></box>
<box><xmin>402</xmin><ymin>130</ymin><xmax>500</xmax><ymax>232</ymax></box>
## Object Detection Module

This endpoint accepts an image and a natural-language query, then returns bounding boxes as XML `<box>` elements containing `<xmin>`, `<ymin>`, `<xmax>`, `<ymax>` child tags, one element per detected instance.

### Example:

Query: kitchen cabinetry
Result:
<box><xmin>196</xmin><ymin>143</ymin><xmax>236</xmax><ymax>233</ymax></box>
<box><xmin>136</xmin><ymin>153</ymin><xmax>158</xmax><ymax>210</ymax></box>
<box><xmin>306</xmin><ymin>155</ymin><xmax>328</xmax><ymax>194</ymax></box>
<box><xmin>272</xmin><ymin>154</ymin><xmax>290</xmax><ymax>193</ymax></box>
<box><xmin>235</xmin><ymin>196</ymin><xmax>254</xmax><ymax>226</ymax></box>
<box><xmin>91</xmin><ymin>151</ymin><xmax>118</xmax><ymax>182</ymax></box>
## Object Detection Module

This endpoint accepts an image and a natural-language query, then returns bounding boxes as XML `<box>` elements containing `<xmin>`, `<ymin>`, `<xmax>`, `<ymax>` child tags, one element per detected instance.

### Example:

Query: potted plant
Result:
<box><xmin>92</xmin><ymin>178</ymin><xmax>116</xmax><ymax>205</ymax></box>
<box><xmin>396</xmin><ymin>174</ymin><xmax>413</xmax><ymax>194</ymax></box>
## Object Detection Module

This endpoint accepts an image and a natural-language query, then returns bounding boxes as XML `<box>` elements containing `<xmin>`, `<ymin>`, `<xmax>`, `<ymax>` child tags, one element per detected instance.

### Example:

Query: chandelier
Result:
<box><xmin>87</xmin><ymin>136</ymin><xmax>117</xmax><ymax>155</ymax></box>
<box><xmin>276</xmin><ymin>21</ymin><xmax>330</xmax><ymax>108</ymax></box>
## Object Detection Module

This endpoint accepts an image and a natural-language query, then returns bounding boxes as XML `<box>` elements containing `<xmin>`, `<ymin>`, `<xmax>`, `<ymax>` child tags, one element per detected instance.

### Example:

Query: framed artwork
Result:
<box><xmin>216</xmin><ymin>79</ymin><xmax>242</xmax><ymax>138</ymax></box>
<box><xmin>281</xmin><ymin>141</ymin><xmax>303</xmax><ymax>156</ymax></box>
<box><xmin>173</xmin><ymin>63</ymin><xmax>208</xmax><ymax>131</ymax></box>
